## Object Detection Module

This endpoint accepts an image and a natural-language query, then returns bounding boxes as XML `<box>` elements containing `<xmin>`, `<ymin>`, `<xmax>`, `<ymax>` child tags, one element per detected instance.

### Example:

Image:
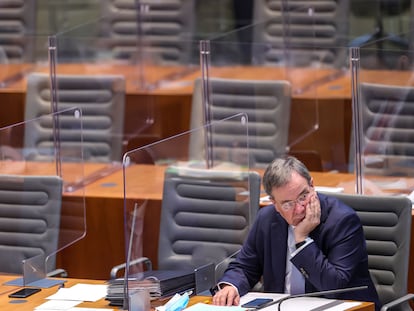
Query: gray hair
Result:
<box><xmin>262</xmin><ymin>156</ymin><xmax>312</xmax><ymax>197</ymax></box>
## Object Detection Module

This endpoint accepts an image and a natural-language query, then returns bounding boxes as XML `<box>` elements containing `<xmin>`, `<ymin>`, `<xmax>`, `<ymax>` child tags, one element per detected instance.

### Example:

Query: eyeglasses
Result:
<box><xmin>278</xmin><ymin>189</ymin><xmax>311</xmax><ymax>211</ymax></box>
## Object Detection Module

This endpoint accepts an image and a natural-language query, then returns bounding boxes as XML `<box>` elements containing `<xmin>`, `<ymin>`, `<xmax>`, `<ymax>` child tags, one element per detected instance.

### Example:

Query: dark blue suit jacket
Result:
<box><xmin>220</xmin><ymin>193</ymin><xmax>381</xmax><ymax>311</ymax></box>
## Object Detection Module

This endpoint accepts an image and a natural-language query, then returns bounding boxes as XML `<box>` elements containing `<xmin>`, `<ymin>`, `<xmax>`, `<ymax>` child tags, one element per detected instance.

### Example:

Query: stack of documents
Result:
<box><xmin>106</xmin><ymin>270</ymin><xmax>195</xmax><ymax>306</ymax></box>
<box><xmin>35</xmin><ymin>283</ymin><xmax>109</xmax><ymax>311</ymax></box>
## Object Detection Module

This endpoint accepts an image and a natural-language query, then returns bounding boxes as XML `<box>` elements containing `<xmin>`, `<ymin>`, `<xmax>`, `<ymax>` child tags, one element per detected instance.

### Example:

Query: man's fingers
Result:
<box><xmin>212</xmin><ymin>286</ymin><xmax>239</xmax><ymax>306</ymax></box>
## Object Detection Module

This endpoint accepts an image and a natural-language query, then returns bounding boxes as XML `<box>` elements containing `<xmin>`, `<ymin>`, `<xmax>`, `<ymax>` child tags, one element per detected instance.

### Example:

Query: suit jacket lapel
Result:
<box><xmin>271</xmin><ymin>217</ymin><xmax>288</xmax><ymax>292</ymax></box>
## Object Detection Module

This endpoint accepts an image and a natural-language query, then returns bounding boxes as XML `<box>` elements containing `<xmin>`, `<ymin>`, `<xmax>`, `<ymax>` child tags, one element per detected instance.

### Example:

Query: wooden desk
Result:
<box><xmin>0</xmin><ymin>63</ymin><xmax>353</xmax><ymax>171</ymax></box>
<box><xmin>40</xmin><ymin>164</ymin><xmax>414</xmax><ymax>298</ymax></box>
<box><xmin>0</xmin><ymin>274</ymin><xmax>111</xmax><ymax>311</ymax></box>
<box><xmin>3</xmin><ymin>64</ymin><xmax>414</xmax><ymax>172</ymax></box>
<box><xmin>57</xmin><ymin>164</ymin><xmax>165</xmax><ymax>280</ymax></box>
<box><xmin>3</xmin><ymin>161</ymin><xmax>413</xmax><ymax>297</ymax></box>
<box><xmin>0</xmin><ymin>274</ymin><xmax>374</xmax><ymax>311</ymax></box>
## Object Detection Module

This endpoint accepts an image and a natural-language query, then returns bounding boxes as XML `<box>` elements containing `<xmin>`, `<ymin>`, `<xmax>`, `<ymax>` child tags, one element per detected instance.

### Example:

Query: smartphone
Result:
<box><xmin>8</xmin><ymin>287</ymin><xmax>41</xmax><ymax>298</ymax></box>
<box><xmin>241</xmin><ymin>298</ymin><xmax>273</xmax><ymax>308</ymax></box>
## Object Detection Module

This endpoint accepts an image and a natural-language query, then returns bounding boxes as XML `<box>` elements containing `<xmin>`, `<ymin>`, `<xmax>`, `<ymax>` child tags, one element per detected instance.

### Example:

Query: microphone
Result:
<box><xmin>213</xmin><ymin>248</ymin><xmax>242</xmax><ymax>281</ymax></box>
<box><xmin>275</xmin><ymin>285</ymin><xmax>369</xmax><ymax>311</ymax></box>
<box><xmin>201</xmin><ymin>248</ymin><xmax>241</xmax><ymax>296</ymax></box>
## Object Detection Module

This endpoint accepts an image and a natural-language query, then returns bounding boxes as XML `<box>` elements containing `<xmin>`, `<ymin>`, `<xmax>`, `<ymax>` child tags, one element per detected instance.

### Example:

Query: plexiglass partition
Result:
<box><xmin>50</xmin><ymin>14</ymin><xmax>199</xmax><ymax>89</ymax></box>
<box><xmin>48</xmin><ymin>0</ymin><xmax>204</xmax><ymax>175</ymax></box>
<box><xmin>0</xmin><ymin>0</ymin><xmax>48</xmax><ymax>88</ymax></box>
<box><xmin>47</xmin><ymin>0</ymin><xmax>200</xmax><ymax>89</ymax></box>
<box><xmin>0</xmin><ymin>108</ymin><xmax>86</xmax><ymax>287</ymax></box>
<box><xmin>351</xmin><ymin>30</ymin><xmax>414</xmax><ymax>198</ymax></box>
<box><xmin>0</xmin><ymin>32</ymin><xmax>51</xmax><ymax>89</ymax></box>
<box><xmin>194</xmin><ymin>2</ymin><xmax>356</xmax><ymax>172</ymax></box>
<box><xmin>117</xmin><ymin>114</ymin><xmax>252</xmax><ymax>309</ymax></box>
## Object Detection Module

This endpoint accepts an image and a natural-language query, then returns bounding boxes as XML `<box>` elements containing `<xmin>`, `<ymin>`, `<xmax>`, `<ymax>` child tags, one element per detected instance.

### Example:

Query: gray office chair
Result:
<box><xmin>99</xmin><ymin>0</ymin><xmax>195</xmax><ymax>64</ymax></box>
<box><xmin>353</xmin><ymin>82</ymin><xmax>414</xmax><ymax>176</ymax></box>
<box><xmin>189</xmin><ymin>77</ymin><xmax>291</xmax><ymax>168</ymax></box>
<box><xmin>252</xmin><ymin>0</ymin><xmax>350</xmax><ymax>68</ymax></box>
<box><xmin>110</xmin><ymin>169</ymin><xmax>261</xmax><ymax>282</ymax></box>
<box><xmin>325</xmin><ymin>192</ymin><xmax>414</xmax><ymax>311</ymax></box>
<box><xmin>0</xmin><ymin>174</ymin><xmax>64</xmax><ymax>276</ymax></box>
<box><xmin>0</xmin><ymin>1</ymin><xmax>37</xmax><ymax>62</ymax></box>
<box><xmin>24</xmin><ymin>73</ymin><xmax>125</xmax><ymax>163</ymax></box>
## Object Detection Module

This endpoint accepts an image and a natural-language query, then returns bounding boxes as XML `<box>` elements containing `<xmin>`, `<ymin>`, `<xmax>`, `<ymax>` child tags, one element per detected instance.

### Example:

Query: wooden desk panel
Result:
<box><xmin>57</xmin><ymin>164</ymin><xmax>166</xmax><ymax>280</ymax></box>
<box><xmin>0</xmin><ymin>63</ymin><xmax>353</xmax><ymax>171</ymax></box>
<box><xmin>3</xmin><ymin>65</ymin><xmax>414</xmax><ymax>172</ymax></box>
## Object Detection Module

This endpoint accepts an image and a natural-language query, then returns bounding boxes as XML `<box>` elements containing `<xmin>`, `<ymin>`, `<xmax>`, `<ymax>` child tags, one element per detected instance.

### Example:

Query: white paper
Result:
<box><xmin>46</xmin><ymin>284</ymin><xmax>108</xmax><ymax>302</ymax></box>
<box><xmin>185</xmin><ymin>303</ymin><xmax>246</xmax><ymax>311</ymax></box>
<box><xmin>35</xmin><ymin>299</ymin><xmax>80</xmax><ymax>310</ymax></box>
<box><xmin>326</xmin><ymin>302</ymin><xmax>361</xmax><ymax>311</ymax></box>
<box><xmin>68</xmin><ymin>308</ymin><xmax>114</xmax><ymax>311</ymax></box>
<box><xmin>239</xmin><ymin>292</ymin><xmax>362</xmax><ymax>311</ymax></box>
<box><xmin>372</xmin><ymin>178</ymin><xmax>407</xmax><ymax>190</ymax></box>
<box><xmin>314</xmin><ymin>186</ymin><xmax>344</xmax><ymax>193</ymax></box>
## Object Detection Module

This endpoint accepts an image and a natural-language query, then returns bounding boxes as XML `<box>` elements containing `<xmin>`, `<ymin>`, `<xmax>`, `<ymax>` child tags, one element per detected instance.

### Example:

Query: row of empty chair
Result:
<box><xmin>1</xmin><ymin>73</ymin><xmax>294</xmax><ymax>168</ymax></box>
<box><xmin>2</xmin><ymin>0</ymin><xmax>413</xmax><ymax>68</ymax></box>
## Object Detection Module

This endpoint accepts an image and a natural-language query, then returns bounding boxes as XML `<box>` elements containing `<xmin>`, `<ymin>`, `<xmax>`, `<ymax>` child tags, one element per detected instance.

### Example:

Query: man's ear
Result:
<box><xmin>310</xmin><ymin>177</ymin><xmax>314</xmax><ymax>188</ymax></box>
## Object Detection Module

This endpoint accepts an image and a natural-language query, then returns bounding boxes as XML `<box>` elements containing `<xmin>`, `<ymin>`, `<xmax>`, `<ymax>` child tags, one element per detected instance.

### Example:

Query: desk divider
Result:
<box><xmin>119</xmin><ymin>113</ymin><xmax>252</xmax><ymax>309</ymax></box>
<box><xmin>350</xmin><ymin>33</ymin><xmax>414</xmax><ymax>199</ymax></box>
<box><xmin>48</xmin><ymin>3</ymin><xmax>206</xmax><ymax>161</ymax></box>
<box><xmin>0</xmin><ymin>108</ymin><xmax>86</xmax><ymax>288</ymax></box>
<box><xmin>196</xmin><ymin>3</ymin><xmax>350</xmax><ymax>170</ymax></box>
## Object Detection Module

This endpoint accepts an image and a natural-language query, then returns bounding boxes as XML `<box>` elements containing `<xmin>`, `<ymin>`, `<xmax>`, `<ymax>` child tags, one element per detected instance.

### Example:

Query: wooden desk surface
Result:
<box><xmin>62</xmin><ymin>164</ymin><xmax>414</xmax><ymax>296</ymax></box>
<box><xmin>0</xmin><ymin>274</ymin><xmax>374</xmax><ymax>311</ymax></box>
<box><xmin>0</xmin><ymin>274</ymin><xmax>111</xmax><ymax>311</ymax></box>
<box><xmin>1</xmin><ymin>63</ymin><xmax>347</xmax><ymax>94</ymax></box>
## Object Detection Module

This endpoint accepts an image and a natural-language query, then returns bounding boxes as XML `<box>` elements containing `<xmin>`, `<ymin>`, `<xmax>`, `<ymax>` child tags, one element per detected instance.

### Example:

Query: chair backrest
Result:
<box><xmin>0</xmin><ymin>1</ymin><xmax>37</xmax><ymax>63</ymax></box>
<box><xmin>24</xmin><ymin>73</ymin><xmax>125</xmax><ymax>162</ymax></box>
<box><xmin>99</xmin><ymin>0</ymin><xmax>195</xmax><ymax>64</ymax></box>
<box><xmin>189</xmin><ymin>77</ymin><xmax>291</xmax><ymax>168</ymax></box>
<box><xmin>355</xmin><ymin>82</ymin><xmax>414</xmax><ymax>176</ymax></box>
<box><xmin>157</xmin><ymin>169</ymin><xmax>261</xmax><ymax>280</ymax></box>
<box><xmin>325</xmin><ymin>192</ymin><xmax>412</xmax><ymax>309</ymax></box>
<box><xmin>252</xmin><ymin>0</ymin><xmax>349</xmax><ymax>68</ymax></box>
<box><xmin>0</xmin><ymin>174</ymin><xmax>63</xmax><ymax>274</ymax></box>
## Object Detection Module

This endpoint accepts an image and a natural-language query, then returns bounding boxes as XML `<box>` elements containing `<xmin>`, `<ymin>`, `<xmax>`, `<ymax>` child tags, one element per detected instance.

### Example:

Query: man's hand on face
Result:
<box><xmin>212</xmin><ymin>284</ymin><xmax>240</xmax><ymax>306</ymax></box>
<box><xmin>294</xmin><ymin>191</ymin><xmax>321</xmax><ymax>242</ymax></box>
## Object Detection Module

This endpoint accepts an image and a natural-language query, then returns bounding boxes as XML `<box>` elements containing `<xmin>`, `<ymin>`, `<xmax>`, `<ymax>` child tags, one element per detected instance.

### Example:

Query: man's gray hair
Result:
<box><xmin>262</xmin><ymin>156</ymin><xmax>311</xmax><ymax>197</ymax></box>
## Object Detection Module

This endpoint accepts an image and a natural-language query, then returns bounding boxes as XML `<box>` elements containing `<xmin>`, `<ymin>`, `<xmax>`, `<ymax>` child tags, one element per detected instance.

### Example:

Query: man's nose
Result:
<box><xmin>294</xmin><ymin>200</ymin><xmax>306</xmax><ymax>212</ymax></box>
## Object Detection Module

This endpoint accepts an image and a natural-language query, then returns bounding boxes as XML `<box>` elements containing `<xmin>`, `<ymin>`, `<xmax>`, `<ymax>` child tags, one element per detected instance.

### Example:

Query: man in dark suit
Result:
<box><xmin>212</xmin><ymin>156</ymin><xmax>381</xmax><ymax>311</ymax></box>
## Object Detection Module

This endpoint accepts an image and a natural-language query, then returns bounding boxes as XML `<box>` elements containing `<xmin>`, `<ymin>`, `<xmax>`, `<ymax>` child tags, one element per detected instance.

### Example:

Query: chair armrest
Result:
<box><xmin>47</xmin><ymin>268</ymin><xmax>68</xmax><ymax>278</ymax></box>
<box><xmin>110</xmin><ymin>257</ymin><xmax>152</xmax><ymax>280</ymax></box>
<box><xmin>380</xmin><ymin>293</ymin><xmax>414</xmax><ymax>311</ymax></box>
